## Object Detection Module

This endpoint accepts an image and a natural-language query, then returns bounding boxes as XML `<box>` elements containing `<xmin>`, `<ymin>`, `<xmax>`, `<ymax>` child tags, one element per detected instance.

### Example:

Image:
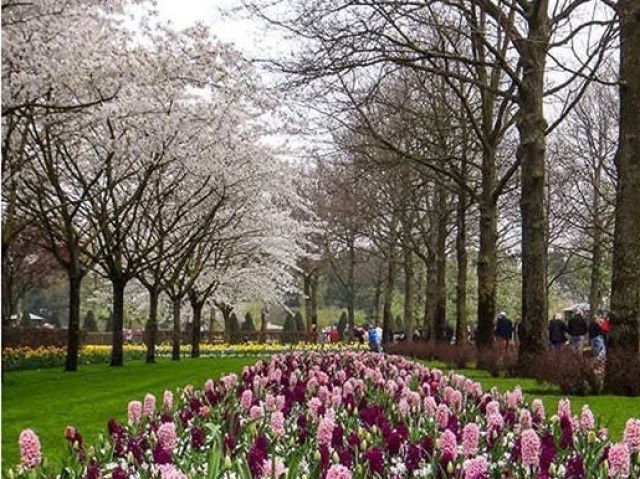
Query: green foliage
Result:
<box><xmin>337</xmin><ymin>311</ymin><xmax>347</xmax><ymax>339</ymax></box>
<box><xmin>241</xmin><ymin>312</ymin><xmax>256</xmax><ymax>332</ymax></box>
<box><xmin>395</xmin><ymin>314</ymin><xmax>404</xmax><ymax>331</ymax></box>
<box><xmin>294</xmin><ymin>311</ymin><xmax>305</xmax><ymax>332</ymax></box>
<box><xmin>82</xmin><ymin>310</ymin><xmax>98</xmax><ymax>331</ymax></box>
<box><xmin>282</xmin><ymin>313</ymin><xmax>296</xmax><ymax>344</ymax></box>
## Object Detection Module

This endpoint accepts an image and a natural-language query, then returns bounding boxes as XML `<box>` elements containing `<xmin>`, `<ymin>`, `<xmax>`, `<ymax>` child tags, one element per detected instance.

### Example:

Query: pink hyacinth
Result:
<box><xmin>519</xmin><ymin>409</ymin><xmax>533</xmax><ymax>430</ymax></box>
<box><xmin>623</xmin><ymin>418</ymin><xmax>640</xmax><ymax>453</ymax></box>
<box><xmin>271</xmin><ymin>411</ymin><xmax>285</xmax><ymax>437</ymax></box>
<box><xmin>19</xmin><ymin>429</ymin><xmax>42</xmax><ymax>469</ymax></box>
<box><xmin>262</xmin><ymin>458</ymin><xmax>287</xmax><ymax>479</ymax></box>
<box><xmin>450</xmin><ymin>390</ymin><xmax>463</xmax><ymax>412</ymax></box>
<box><xmin>424</xmin><ymin>396</ymin><xmax>437</xmax><ymax>415</ymax></box>
<box><xmin>462</xmin><ymin>423</ymin><xmax>480</xmax><ymax>456</ymax></box>
<box><xmin>398</xmin><ymin>398</ymin><xmax>410</xmax><ymax>417</ymax></box>
<box><xmin>250</xmin><ymin>405</ymin><xmax>264</xmax><ymax>420</ymax></box>
<box><xmin>439</xmin><ymin>429</ymin><xmax>458</xmax><ymax>462</ymax></box>
<box><xmin>487</xmin><ymin>412</ymin><xmax>504</xmax><ymax>431</ymax></box>
<box><xmin>220</xmin><ymin>373</ymin><xmax>237</xmax><ymax>389</ymax></box>
<box><xmin>317</xmin><ymin>414</ymin><xmax>335</xmax><ymax>446</ymax></box>
<box><xmin>128</xmin><ymin>400</ymin><xmax>142</xmax><ymax>425</ymax></box>
<box><xmin>204</xmin><ymin>379</ymin><xmax>214</xmax><ymax>393</ymax></box>
<box><xmin>327</xmin><ymin>464</ymin><xmax>352</xmax><ymax>479</ymax></box>
<box><xmin>143</xmin><ymin>393</ymin><xmax>156</xmax><ymax>418</ymax></box>
<box><xmin>265</xmin><ymin>394</ymin><xmax>276</xmax><ymax>411</ymax></box>
<box><xmin>163</xmin><ymin>390</ymin><xmax>173</xmax><ymax>410</ymax></box>
<box><xmin>241</xmin><ymin>389</ymin><xmax>253</xmax><ymax>411</ymax></box>
<box><xmin>608</xmin><ymin>443</ymin><xmax>630</xmax><ymax>478</ymax></box>
<box><xmin>343</xmin><ymin>381</ymin><xmax>354</xmax><ymax>397</ymax></box>
<box><xmin>558</xmin><ymin>398</ymin><xmax>571</xmax><ymax>419</ymax></box>
<box><xmin>521</xmin><ymin>428</ymin><xmax>540</xmax><ymax>468</ymax></box>
<box><xmin>158</xmin><ymin>464</ymin><xmax>188</xmax><ymax>479</ymax></box>
<box><xmin>532</xmin><ymin>399</ymin><xmax>545</xmax><ymax>421</ymax></box>
<box><xmin>485</xmin><ymin>400</ymin><xmax>500</xmax><ymax>416</ymax></box>
<box><xmin>580</xmin><ymin>405</ymin><xmax>595</xmax><ymax>431</ymax></box>
<box><xmin>436</xmin><ymin>404</ymin><xmax>450</xmax><ymax>429</ymax></box>
<box><xmin>308</xmin><ymin>397</ymin><xmax>323</xmax><ymax>420</ymax></box>
<box><xmin>275</xmin><ymin>395</ymin><xmax>285</xmax><ymax>412</ymax></box>
<box><xmin>157</xmin><ymin>422</ymin><xmax>177</xmax><ymax>451</ymax></box>
<box><xmin>464</xmin><ymin>456</ymin><xmax>488</xmax><ymax>479</ymax></box>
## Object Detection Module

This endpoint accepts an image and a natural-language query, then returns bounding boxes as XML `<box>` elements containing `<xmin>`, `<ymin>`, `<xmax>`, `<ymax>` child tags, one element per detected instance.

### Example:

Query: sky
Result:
<box><xmin>154</xmin><ymin>0</ymin><xmax>277</xmax><ymax>58</ymax></box>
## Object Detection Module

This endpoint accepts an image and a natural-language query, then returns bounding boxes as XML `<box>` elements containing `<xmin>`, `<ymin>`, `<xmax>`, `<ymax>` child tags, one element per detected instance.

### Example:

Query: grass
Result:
<box><xmin>1</xmin><ymin>356</ymin><xmax>260</xmax><ymax>469</ymax></box>
<box><xmin>426</xmin><ymin>362</ymin><xmax>639</xmax><ymax>441</ymax></box>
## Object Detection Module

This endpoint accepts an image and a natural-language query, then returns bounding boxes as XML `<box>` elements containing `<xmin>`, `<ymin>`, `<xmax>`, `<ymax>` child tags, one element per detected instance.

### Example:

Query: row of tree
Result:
<box><xmin>252</xmin><ymin>0</ymin><xmax>640</xmax><ymax>394</ymax></box>
<box><xmin>2</xmin><ymin>1</ymin><xmax>312</xmax><ymax>370</ymax></box>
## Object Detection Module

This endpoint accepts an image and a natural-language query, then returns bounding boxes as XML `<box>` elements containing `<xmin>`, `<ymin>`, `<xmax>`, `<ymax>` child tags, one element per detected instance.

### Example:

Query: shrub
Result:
<box><xmin>527</xmin><ymin>349</ymin><xmax>603</xmax><ymax>396</ymax></box>
<box><xmin>241</xmin><ymin>312</ymin><xmax>256</xmax><ymax>332</ymax></box>
<box><xmin>83</xmin><ymin>310</ymin><xmax>98</xmax><ymax>331</ymax></box>
<box><xmin>282</xmin><ymin>313</ymin><xmax>296</xmax><ymax>344</ymax></box>
<box><xmin>229</xmin><ymin>312</ymin><xmax>241</xmax><ymax>344</ymax></box>
<box><xmin>294</xmin><ymin>311</ymin><xmax>305</xmax><ymax>333</ymax></box>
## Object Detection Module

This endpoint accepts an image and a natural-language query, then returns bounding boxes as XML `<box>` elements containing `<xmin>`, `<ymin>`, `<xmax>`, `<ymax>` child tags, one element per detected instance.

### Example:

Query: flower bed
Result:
<box><xmin>2</xmin><ymin>343</ymin><xmax>364</xmax><ymax>371</ymax></box>
<box><xmin>10</xmin><ymin>352</ymin><xmax>640</xmax><ymax>478</ymax></box>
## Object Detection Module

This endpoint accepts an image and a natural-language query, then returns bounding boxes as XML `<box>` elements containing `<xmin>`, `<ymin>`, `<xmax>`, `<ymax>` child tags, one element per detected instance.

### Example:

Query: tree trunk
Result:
<box><xmin>425</xmin><ymin>246</ymin><xmax>437</xmax><ymax>333</ymax></box>
<box><xmin>455</xmin><ymin>186</ymin><xmax>468</xmax><ymax>346</ymax></box>
<box><xmin>144</xmin><ymin>288</ymin><xmax>160</xmax><ymax>364</ymax></box>
<box><xmin>190</xmin><ymin>298</ymin><xmax>204</xmax><ymax>358</ymax></box>
<box><xmin>260</xmin><ymin>310</ymin><xmax>267</xmax><ymax>344</ymax></box>
<box><xmin>65</xmin><ymin>273</ymin><xmax>82</xmax><ymax>372</ymax></box>
<box><xmin>383</xmin><ymin>242</ymin><xmax>396</xmax><ymax>344</ymax></box>
<box><xmin>476</xmin><ymin>149</ymin><xmax>498</xmax><ymax>351</ymax></box>
<box><xmin>604</xmin><ymin>0</ymin><xmax>640</xmax><ymax>395</ymax></box>
<box><xmin>433</xmin><ymin>185</ymin><xmax>448</xmax><ymax>343</ymax></box>
<box><xmin>516</xmin><ymin>4</ymin><xmax>550</xmax><ymax>367</ymax></box>
<box><xmin>110</xmin><ymin>277</ymin><xmax>127</xmax><ymax>367</ymax></box>
<box><xmin>347</xmin><ymin>240</ymin><xmax>356</xmax><ymax>337</ymax></box>
<box><xmin>310</xmin><ymin>273</ymin><xmax>319</xmax><ymax>327</ymax></box>
<box><xmin>588</xmin><ymin>158</ymin><xmax>603</xmax><ymax>317</ymax></box>
<box><xmin>303</xmin><ymin>272</ymin><xmax>313</xmax><ymax>334</ymax></box>
<box><xmin>172</xmin><ymin>297</ymin><xmax>181</xmax><ymax>361</ymax></box>
<box><xmin>403</xmin><ymin>239</ymin><xmax>414</xmax><ymax>335</ymax></box>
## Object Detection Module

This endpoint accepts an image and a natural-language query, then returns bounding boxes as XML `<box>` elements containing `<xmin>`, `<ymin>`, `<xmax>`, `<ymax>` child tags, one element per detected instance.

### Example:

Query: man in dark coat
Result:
<box><xmin>495</xmin><ymin>311</ymin><xmax>514</xmax><ymax>352</ymax></box>
<box><xmin>567</xmin><ymin>308</ymin><xmax>588</xmax><ymax>352</ymax></box>
<box><xmin>548</xmin><ymin>315</ymin><xmax>568</xmax><ymax>350</ymax></box>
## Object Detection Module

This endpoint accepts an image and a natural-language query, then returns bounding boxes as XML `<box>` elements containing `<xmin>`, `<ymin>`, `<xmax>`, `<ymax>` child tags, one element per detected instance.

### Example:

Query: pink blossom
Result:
<box><xmin>241</xmin><ymin>389</ymin><xmax>253</xmax><ymax>411</ymax></box>
<box><xmin>220</xmin><ymin>374</ymin><xmax>237</xmax><ymax>389</ymax></box>
<box><xmin>343</xmin><ymin>381</ymin><xmax>354</xmax><ymax>397</ymax></box>
<box><xmin>464</xmin><ymin>456</ymin><xmax>488</xmax><ymax>479</ymax></box>
<box><xmin>204</xmin><ymin>379</ymin><xmax>214</xmax><ymax>393</ymax></box>
<box><xmin>128</xmin><ymin>400</ymin><xmax>142</xmax><ymax>425</ymax></box>
<box><xmin>485</xmin><ymin>400</ymin><xmax>500</xmax><ymax>416</ymax></box>
<box><xmin>158</xmin><ymin>464</ymin><xmax>188</xmax><ymax>479</ymax></box>
<box><xmin>487</xmin><ymin>412</ymin><xmax>504</xmax><ymax>431</ymax></box>
<box><xmin>436</xmin><ymin>404</ymin><xmax>450</xmax><ymax>429</ymax></box>
<box><xmin>157</xmin><ymin>422</ymin><xmax>177</xmax><ymax>451</ymax></box>
<box><xmin>317</xmin><ymin>414</ymin><xmax>335</xmax><ymax>446</ymax></box>
<box><xmin>143</xmin><ymin>393</ymin><xmax>156</xmax><ymax>418</ymax></box>
<box><xmin>462</xmin><ymin>423</ymin><xmax>480</xmax><ymax>456</ymax></box>
<box><xmin>532</xmin><ymin>399</ymin><xmax>545</xmax><ymax>421</ymax></box>
<box><xmin>608</xmin><ymin>443</ymin><xmax>630</xmax><ymax>478</ymax></box>
<box><xmin>163</xmin><ymin>390</ymin><xmax>173</xmax><ymax>411</ymax></box>
<box><xmin>424</xmin><ymin>396</ymin><xmax>437</xmax><ymax>415</ymax></box>
<box><xmin>519</xmin><ymin>409</ymin><xmax>532</xmax><ymax>430</ymax></box>
<box><xmin>19</xmin><ymin>429</ymin><xmax>42</xmax><ymax>469</ymax></box>
<box><xmin>623</xmin><ymin>418</ymin><xmax>640</xmax><ymax>453</ymax></box>
<box><xmin>521</xmin><ymin>429</ymin><xmax>540</xmax><ymax>468</ymax></box>
<box><xmin>450</xmin><ymin>390</ymin><xmax>463</xmax><ymax>412</ymax></box>
<box><xmin>262</xmin><ymin>458</ymin><xmax>287</xmax><ymax>478</ymax></box>
<box><xmin>327</xmin><ymin>464</ymin><xmax>352</xmax><ymax>479</ymax></box>
<box><xmin>250</xmin><ymin>405</ymin><xmax>265</xmax><ymax>420</ymax></box>
<box><xmin>308</xmin><ymin>397</ymin><xmax>323</xmax><ymax>419</ymax></box>
<box><xmin>271</xmin><ymin>411</ymin><xmax>285</xmax><ymax>437</ymax></box>
<box><xmin>439</xmin><ymin>429</ymin><xmax>458</xmax><ymax>462</ymax></box>
<box><xmin>558</xmin><ymin>398</ymin><xmax>571</xmax><ymax>419</ymax></box>
<box><xmin>265</xmin><ymin>394</ymin><xmax>276</xmax><ymax>411</ymax></box>
<box><xmin>506</xmin><ymin>387</ymin><xmax>523</xmax><ymax>408</ymax></box>
<box><xmin>398</xmin><ymin>398</ymin><xmax>410</xmax><ymax>416</ymax></box>
<box><xmin>580</xmin><ymin>405</ymin><xmax>595</xmax><ymax>431</ymax></box>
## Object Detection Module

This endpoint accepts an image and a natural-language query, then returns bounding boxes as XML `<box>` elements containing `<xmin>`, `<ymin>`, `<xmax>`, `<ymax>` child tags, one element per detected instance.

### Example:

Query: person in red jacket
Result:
<box><xmin>329</xmin><ymin>327</ymin><xmax>339</xmax><ymax>343</ymax></box>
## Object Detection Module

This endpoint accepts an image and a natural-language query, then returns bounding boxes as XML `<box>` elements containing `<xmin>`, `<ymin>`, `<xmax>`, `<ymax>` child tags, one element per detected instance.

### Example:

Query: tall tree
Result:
<box><xmin>604</xmin><ymin>0</ymin><xmax>640</xmax><ymax>395</ymax></box>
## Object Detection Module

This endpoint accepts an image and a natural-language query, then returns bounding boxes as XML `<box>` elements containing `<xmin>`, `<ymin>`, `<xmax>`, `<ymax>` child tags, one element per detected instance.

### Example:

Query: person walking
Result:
<box><xmin>495</xmin><ymin>311</ymin><xmax>514</xmax><ymax>353</ymax></box>
<box><xmin>567</xmin><ymin>308</ymin><xmax>588</xmax><ymax>353</ymax></box>
<box><xmin>588</xmin><ymin>316</ymin><xmax>605</xmax><ymax>359</ymax></box>
<box><xmin>548</xmin><ymin>314</ymin><xmax>568</xmax><ymax>350</ymax></box>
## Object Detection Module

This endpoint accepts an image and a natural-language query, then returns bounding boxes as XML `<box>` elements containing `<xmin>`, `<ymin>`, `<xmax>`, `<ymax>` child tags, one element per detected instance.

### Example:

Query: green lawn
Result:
<box><xmin>431</xmin><ymin>364</ymin><xmax>640</xmax><ymax>441</ymax></box>
<box><xmin>2</xmin><ymin>356</ymin><xmax>259</xmax><ymax>469</ymax></box>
